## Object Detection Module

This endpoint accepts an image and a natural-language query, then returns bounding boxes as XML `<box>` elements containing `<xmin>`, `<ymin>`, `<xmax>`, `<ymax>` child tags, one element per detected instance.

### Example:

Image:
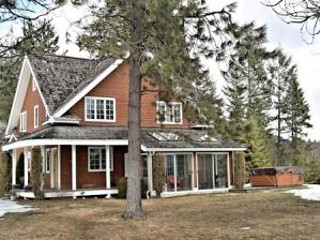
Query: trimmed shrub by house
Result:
<box><xmin>152</xmin><ymin>154</ymin><xmax>166</xmax><ymax>195</ymax></box>
<box><xmin>116</xmin><ymin>177</ymin><xmax>148</xmax><ymax>199</ymax></box>
<box><xmin>0</xmin><ymin>150</ymin><xmax>11</xmax><ymax>196</ymax></box>
<box><xmin>234</xmin><ymin>152</ymin><xmax>246</xmax><ymax>189</ymax></box>
<box><xmin>30</xmin><ymin>148</ymin><xmax>44</xmax><ymax>199</ymax></box>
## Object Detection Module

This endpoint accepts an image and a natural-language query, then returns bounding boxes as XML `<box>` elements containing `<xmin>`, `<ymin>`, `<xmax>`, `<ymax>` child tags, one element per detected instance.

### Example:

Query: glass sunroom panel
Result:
<box><xmin>176</xmin><ymin>154</ymin><xmax>192</xmax><ymax>191</ymax></box>
<box><xmin>198</xmin><ymin>154</ymin><xmax>214</xmax><ymax>190</ymax></box>
<box><xmin>165</xmin><ymin>155</ymin><xmax>175</xmax><ymax>192</ymax></box>
<box><xmin>215</xmin><ymin>154</ymin><xmax>228</xmax><ymax>188</ymax></box>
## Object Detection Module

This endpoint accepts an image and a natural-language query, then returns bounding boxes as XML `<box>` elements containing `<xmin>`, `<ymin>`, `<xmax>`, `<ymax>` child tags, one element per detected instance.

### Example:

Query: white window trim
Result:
<box><xmin>88</xmin><ymin>146</ymin><xmax>114</xmax><ymax>172</ymax></box>
<box><xmin>20</xmin><ymin>111</ymin><xmax>27</xmax><ymax>132</ymax></box>
<box><xmin>156</xmin><ymin>101</ymin><xmax>183</xmax><ymax>125</ymax></box>
<box><xmin>84</xmin><ymin>96</ymin><xmax>116</xmax><ymax>122</ymax></box>
<box><xmin>34</xmin><ymin>105</ymin><xmax>39</xmax><ymax>129</ymax></box>
<box><xmin>45</xmin><ymin>148</ymin><xmax>51</xmax><ymax>174</ymax></box>
<box><xmin>32</xmin><ymin>78</ymin><xmax>36</xmax><ymax>91</ymax></box>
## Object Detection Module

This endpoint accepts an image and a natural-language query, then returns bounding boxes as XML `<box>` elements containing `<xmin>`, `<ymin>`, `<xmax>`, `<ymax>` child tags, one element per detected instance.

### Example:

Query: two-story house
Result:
<box><xmin>2</xmin><ymin>54</ymin><xmax>245</xmax><ymax>198</ymax></box>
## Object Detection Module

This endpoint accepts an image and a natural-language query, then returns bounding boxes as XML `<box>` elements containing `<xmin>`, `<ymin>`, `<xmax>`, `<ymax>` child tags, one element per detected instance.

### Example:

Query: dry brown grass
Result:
<box><xmin>1</xmin><ymin>189</ymin><xmax>320</xmax><ymax>240</ymax></box>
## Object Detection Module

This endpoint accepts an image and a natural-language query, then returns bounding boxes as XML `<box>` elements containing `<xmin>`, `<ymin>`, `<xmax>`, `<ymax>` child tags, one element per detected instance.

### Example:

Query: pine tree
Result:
<box><xmin>244</xmin><ymin>116</ymin><xmax>271</xmax><ymax>169</ymax></box>
<box><xmin>77</xmin><ymin>0</ymin><xmax>237</xmax><ymax>217</ymax></box>
<box><xmin>283</xmin><ymin>66</ymin><xmax>312</xmax><ymax>165</ymax></box>
<box><xmin>268</xmin><ymin>49</ymin><xmax>292</xmax><ymax>165</ymax></box>
<box><xmin>223</xmin><ymin>22</ymin><xmax>274</xmax><ymax>131</ymax></box>
<box><xmin>0</xmin><ymin>19</ymin><xmax>59</xmax><ymax>121</ymax></box>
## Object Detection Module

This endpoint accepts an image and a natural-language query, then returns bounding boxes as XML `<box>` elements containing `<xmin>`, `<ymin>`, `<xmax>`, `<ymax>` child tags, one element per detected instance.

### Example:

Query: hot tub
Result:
<box><xmin>250</xmin><ymin>166</ymin><xmax>304</xmax><ymax>187</ymax></box>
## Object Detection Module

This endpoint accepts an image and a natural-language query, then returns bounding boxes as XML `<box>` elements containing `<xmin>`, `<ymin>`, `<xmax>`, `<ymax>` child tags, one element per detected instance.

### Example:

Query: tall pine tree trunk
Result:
<box><xmin>123</xmin><ymin>54</ymin><xmax>142</xmax><ymax>218</ymax></box>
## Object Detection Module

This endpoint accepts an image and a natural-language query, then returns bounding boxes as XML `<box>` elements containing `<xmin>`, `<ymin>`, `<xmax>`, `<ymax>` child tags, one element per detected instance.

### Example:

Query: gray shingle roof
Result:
<box><xmin>19</xmin><ymin>126</ymin><xmax>244</xmax><ymax>150</ymax></box>
<box><xmin>28</xmin><ymin>54</ymin><xmax>116</xmax><ymax>114</ymax></box>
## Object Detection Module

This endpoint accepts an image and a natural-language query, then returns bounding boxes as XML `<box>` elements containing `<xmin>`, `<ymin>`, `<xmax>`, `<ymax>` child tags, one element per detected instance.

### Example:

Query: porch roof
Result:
<box><xmin>3</xmin><ymin>126</ymin><xmax>245</xmax><ymax>152</ymax></box>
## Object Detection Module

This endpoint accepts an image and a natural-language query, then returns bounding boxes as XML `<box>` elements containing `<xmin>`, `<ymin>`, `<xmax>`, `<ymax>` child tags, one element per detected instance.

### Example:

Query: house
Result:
<box><xmin>2</xmin><ymin>54</ymin><xmax>245</xmax><ymax>198</ymax></box>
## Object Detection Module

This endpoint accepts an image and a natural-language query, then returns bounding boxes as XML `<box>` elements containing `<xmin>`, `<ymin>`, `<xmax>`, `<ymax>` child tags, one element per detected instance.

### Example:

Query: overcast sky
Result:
<box><xmin>5</xmin><ymin>1</ymin><xmax>319</xmax><ymax>140</ymax></box>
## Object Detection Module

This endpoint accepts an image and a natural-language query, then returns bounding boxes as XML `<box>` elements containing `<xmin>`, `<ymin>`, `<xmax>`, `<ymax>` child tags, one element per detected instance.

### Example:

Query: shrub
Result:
<box><xmin>117</xmin><ymin>177</ymin><xmax>127</xmax><ymax>199</ymax></box>
<box><xmin>30</xmin><ymin>148</ymin><xmax>44</xmax><ymax>199</ymax></box>
<box><xmin>152</xmin><ymin>154</ymin><xmax>166</xmax><ymax>195</ymax></box>
<box><xmin>234</xmin><ymin>152</ymin><xmax>246</xmax><ymax>189</ymax></box>
<box><xmin>116</xmin><ymin>177</ymin><xmax>148</xmax><ymax>199</ymax></box>
<box><xmin>304</xmin><ymin>160</ymin><xmax>320</xmax><ymax>184</ymax></box>
<box><xmin>0</xmin><ymin>151</ymin><xmax>11</xmax><ymax>196</ymax></box>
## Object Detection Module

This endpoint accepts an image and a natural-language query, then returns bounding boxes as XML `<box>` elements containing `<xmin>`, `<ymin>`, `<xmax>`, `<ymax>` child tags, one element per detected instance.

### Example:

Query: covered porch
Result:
<box><xmin>2</xmin><ymin>126</ymin><xmax>246</xmax><ymax>198</ymax></box>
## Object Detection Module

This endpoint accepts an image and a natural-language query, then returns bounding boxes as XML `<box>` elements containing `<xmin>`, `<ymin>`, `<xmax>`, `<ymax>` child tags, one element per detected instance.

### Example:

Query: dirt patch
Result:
<box><xmin>1</xmin><ymin>191</ymin><xmax>320</xmax><ymax>239</ymax></box>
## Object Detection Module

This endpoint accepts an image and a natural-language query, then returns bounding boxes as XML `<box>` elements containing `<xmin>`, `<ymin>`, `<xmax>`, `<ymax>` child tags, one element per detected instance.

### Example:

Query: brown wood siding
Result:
<box><xmin>61</xmin><ymin>145</ymin><xmax>72</xmax><ymax>190</ymax></box>
<box><xmin>229</xmin><ymin>152</ymin><xmax>233</xmax><ymax>186</ymax></box>
<box><xmin>18</xmin><ymin>76</ymin><xmax>46</xmax><ymax>133</ymax></box>
<box><xmin>60</xmin><ymin>145</ymin><xmax>126</xmax><ymax>190</ymax></box>
<box><xmin>68</xmin><ymin>63</ymin><xmax>189</xmax><ymax>128</ymax></box>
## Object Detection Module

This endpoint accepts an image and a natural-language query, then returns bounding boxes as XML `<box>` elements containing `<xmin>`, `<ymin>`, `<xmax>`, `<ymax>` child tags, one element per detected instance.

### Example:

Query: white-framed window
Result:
<box><xmin>34</xmin><ymin>105</ymin><xmax>39</xmax><ymax>128</ymax></box>
<box><xmin>88</xmin><ymin>146</ymin><xmax>114</xmax><ymax>172</ymax></box>
<box><xmin>45</xmin><ymin>149</ymin><xmax>51</xmax><ymax>174</ymax></box>
<box><xmin>20</xmin><ymin>111</ymin><xmax>27</xmax><ymax>132</ymax></box>
<box><xmin>85</xmin><ymin>97</ymin><xmax>116</xmax><ymax>122</ymax></box>
<box><xmin>32</xmin><ymin>78</ymin><xmax>36</xmax><ymax>91</ymax></box>
<box><xmin>156</xmin><ymin>101</ymin><xmax>182</xmax><ymax>124</ymax></box>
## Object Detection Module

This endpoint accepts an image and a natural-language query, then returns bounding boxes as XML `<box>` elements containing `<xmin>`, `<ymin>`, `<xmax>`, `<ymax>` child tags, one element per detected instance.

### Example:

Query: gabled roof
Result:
<box><xmin>5</xmin><ymin>54</ymin><xmax>122</xmax><ymax>136</ymax></box>
<box><xmin>28</xmin><ymin>54</ymin><xmax>116</xmax><ymax>114</ymax></box>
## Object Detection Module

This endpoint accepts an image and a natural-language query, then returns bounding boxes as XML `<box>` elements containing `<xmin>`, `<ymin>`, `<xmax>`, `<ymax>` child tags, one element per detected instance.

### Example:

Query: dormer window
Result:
<box><xmin>20</xmin><ymin>111</ymin><xmax>27</xmax><ymax>132</ymax></box>
<box><xmin>157</xmin><ymin>101</ymin><xmax>182</xmax><ymax>124</ymax></box>
<box><xmin>85</xmin><ymin>97</ymin><xmax>116</xmax><ymax>122</ymax></box>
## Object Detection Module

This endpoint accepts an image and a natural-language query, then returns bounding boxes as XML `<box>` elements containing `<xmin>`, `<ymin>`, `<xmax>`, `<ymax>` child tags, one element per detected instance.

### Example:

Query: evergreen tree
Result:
<box><xmin>223</xmin><ymin>22</ymin><xmax>274</xmax><ymax>130</ymax></box>
<box><xmin>283</xmin><ymin>66</ymin><xmax>312</xmax><ymax>165</ymax></box>
<box><xmin>268</xmin><ymin>49</ymin><xmax>292</xmax><ymax>165</ymax></box>
<box><xmin>0</xmin><ymin>19</ymin><xmax>59</xmax><ymax>121</ymax></box>
<box><xmin>76</xmin><ymin>0</ymin><xmax>236</xmax><ymax>217</ymax></box>
<box><xmin>244</xmin><ymin>116</ymin><xmax>271</xmax><ymax>169</ymax></box>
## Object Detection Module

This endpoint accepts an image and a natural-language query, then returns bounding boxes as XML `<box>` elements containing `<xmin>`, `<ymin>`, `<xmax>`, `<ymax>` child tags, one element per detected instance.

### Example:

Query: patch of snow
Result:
<box><xmin>244</xmin><ymin>183</ymin><xmax>252</xmax><ymax>189</ymax></box>
<box><xmin>287</xmin><ymin>184</ymin><xmax>320</xmax><ymax>201</ymax></box>
<box><xmin>0</xmin><ymin>200</ymin><xmax>34</xmax><ymax>218</ymax></box>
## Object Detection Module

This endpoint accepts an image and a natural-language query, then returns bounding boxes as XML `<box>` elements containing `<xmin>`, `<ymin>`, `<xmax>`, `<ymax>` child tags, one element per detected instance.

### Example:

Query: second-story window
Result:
<box><xmin>34</xmin><ymin>105</ymin><xmax>39</xmax><ymax>128</ymax></box>
<box><xmin>157</xmin><ymin>101</ymin><xmax>182</xmax><ymax>124</ymax></box>
<box><xmin>20</xmin><ymin>111</ymin><xmax>27</xmax><ymax>132</ymax></box>
<box><xmin>85</xmin><ymin>97</ymin><xmax>116</xmax><ymax>122</ymax></box>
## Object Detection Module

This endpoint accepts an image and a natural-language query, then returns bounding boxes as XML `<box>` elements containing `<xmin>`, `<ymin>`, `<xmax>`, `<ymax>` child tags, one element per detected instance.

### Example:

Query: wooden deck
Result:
<box><xmin>12</xmin><ymin>188</ymin><xmax>119</xmax><ymax>199</ymax></box>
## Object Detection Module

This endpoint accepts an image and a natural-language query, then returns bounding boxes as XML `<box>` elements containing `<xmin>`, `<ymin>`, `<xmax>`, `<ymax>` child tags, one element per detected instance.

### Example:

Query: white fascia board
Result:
<box><xmin>142</xmin><ymin>147</ymin><xmax>246</xmax><ymax>152</ymax></box>
<box><xmin>27</xmin><ymin>57</ymin><xmax>51</xmax><ymax>116</ymax></box>
<box><xmin>5</xmin><ymin>57</ymin><xmax>51</xmax><ymax>136</ymax></box>
<box><xmin>53</xmin><ymin>59</ymin><xmax>124</xmax><ymax>118</ymax></box>
<box><xmin>2</xmin><ymin>139</ymin><xmax>130</xmax><ymax>151</ymax></box>
<box><xmin>5</xmin><ymin>57</ymin><xmax>29</xmax><ymax>136</ymax></box>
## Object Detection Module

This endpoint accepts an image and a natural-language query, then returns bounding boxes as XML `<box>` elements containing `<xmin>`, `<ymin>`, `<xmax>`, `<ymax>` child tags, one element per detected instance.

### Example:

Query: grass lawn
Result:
<box><xmin>1</xmin><ymin>189</ymin><xmax>320</xmax><ymax>240</ymax></box>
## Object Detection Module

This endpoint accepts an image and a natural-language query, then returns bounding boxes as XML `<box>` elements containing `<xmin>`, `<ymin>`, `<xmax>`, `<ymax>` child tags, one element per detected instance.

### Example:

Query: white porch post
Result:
<box><xmin>105</xmin><ymin>145</ymin><xmax>111</xmax><ymax>189</ymax></box>
<box><xmin>23</xmin><ymin>147</ymin><xmax>28</xmax><ymax>187</ymax></box>
<box><xmin>11</xmin><ymin>149</ymin><xmax>17</xmax><ymax>186</ymax></box>
<box><xmin>72</xmin><ymin>145</ymin><xmax>77</xmax><ymax>191</ymax></box>
<box><xmin>227</xmin><ymin>153</ymin><xmax>231</xmax><ymax>189</ymax></box>
<box><xmin>147</xmin><ymin>152</ymin><xmax>153</xmax><ymax>194</ymax></box>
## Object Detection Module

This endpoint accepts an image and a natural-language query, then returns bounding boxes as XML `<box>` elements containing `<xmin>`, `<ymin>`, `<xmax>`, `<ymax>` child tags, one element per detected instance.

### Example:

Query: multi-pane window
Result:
<box><xmin>34</xmin><ymin>105</ymin><xmax>39</xmax><ymax>128</ymax></box>
<box><xmin>156</xmin><ymin>101</ymin><xmax>182</xmax><ymax>124</ymax></box>
<box><xmin>88</xmin><ymin>147</ymin><xmax>114</xmax><ymax>171</ymax></box>
<box><xmin>20</xmin><ymin>111</ymin><xmax>27</xmax><ymax>132</ymax></box>
<box><xmin>85</xmin><ymin>97</ymin><xmax>115</xmax><ymax>121</ymax></box>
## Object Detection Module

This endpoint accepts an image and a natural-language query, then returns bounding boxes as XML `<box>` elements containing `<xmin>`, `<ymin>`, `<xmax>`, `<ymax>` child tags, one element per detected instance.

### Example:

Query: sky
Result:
<box><xmin>2</xmin><ymin>1</ymin><xmax>320</xmax><ymax>140</ymax></box>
